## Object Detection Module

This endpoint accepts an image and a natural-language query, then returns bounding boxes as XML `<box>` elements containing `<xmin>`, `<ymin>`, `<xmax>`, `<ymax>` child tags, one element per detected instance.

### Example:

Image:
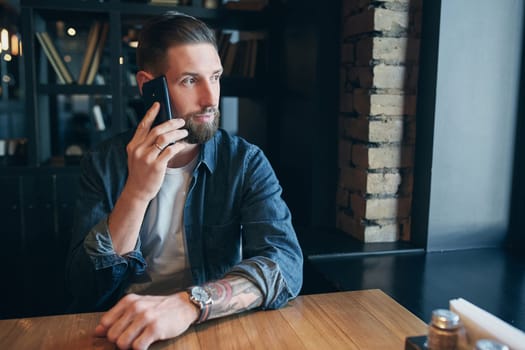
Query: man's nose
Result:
<box><xmin>199</xmin><ymin>80</ymin><xmax>219</xmax><ymax>107</ymax></box>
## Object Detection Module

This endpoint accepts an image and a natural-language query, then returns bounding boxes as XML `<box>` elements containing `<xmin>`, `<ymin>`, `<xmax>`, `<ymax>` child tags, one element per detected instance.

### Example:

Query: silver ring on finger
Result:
<box><xmin>154</xmin><ymin>143</ymin><xmax>163</xmax><ymax>151</ymax></box>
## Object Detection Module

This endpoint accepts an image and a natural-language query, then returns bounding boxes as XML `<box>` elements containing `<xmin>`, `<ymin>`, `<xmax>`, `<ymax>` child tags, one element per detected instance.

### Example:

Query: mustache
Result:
<box><xmin>184</xmin><ymin>107</ymin><xmax>220</xmax><ymax>119</ymax></box>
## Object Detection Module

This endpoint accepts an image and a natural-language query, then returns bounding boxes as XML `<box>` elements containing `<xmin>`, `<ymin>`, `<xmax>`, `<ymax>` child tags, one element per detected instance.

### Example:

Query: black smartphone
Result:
<box><xmin>142</xmin><ymin>75</ymin><xmax>173</xmax><ymax>127</ymax></box>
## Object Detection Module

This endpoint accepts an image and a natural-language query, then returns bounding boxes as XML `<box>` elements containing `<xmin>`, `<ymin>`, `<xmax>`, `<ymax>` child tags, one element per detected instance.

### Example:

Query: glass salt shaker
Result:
<box><xmin>426</xmin><ymin>309</ymin><xmax>463</xmax><ymax>350</ymax></box>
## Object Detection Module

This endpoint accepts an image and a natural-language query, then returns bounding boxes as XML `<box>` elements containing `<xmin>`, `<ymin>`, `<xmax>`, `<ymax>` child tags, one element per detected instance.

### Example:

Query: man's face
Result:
<box><xmin>164</xmin><ymin>43</ymin><xmax>222</xmax><ymax>144</ymax></box>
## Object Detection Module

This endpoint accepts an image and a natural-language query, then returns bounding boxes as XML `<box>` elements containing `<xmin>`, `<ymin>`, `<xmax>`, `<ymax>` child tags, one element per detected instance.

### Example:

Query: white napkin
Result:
<box><xmin>449</xmin><ymin>298</ymin><xmax>525</xmax><ymax>350</ymax></box>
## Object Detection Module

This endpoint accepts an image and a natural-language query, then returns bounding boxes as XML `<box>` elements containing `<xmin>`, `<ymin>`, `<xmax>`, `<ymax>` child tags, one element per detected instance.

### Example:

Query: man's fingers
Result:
<box><xmin>115</xmin><ymin>317</ymin><xmax>149</xmax><ymax>350</ymax></box>
<box><xmin>132</xmin><ymin>102</ymin><xmax>161</xmax><ymax>142</ymax></box>
<box><xmin>151</xmin><ymin>128</ymin><xmax>189</xmax><ymax>152</ymax></box>
<box><xmin>94</xmin><ymin>324</ymin><xmax>107</xmax><ymax>337</ymax></box>
<box><xmin>97</xmin><ymin>293</ymin><xmax>194</xmax><ymax>350</ymax></box>
<box><xmin>98</xmin><ymin>294</ymin><xmax>138</xmax><ymax>338</ymax></box>
<box><xmin>106</xmin><ymin>309</ymin><xmax>136</xmax><ymax>344</ymax></box>
<box><xmin>131</xmin><ymin>325</ymin><xmax>160</xmax><ymax>350</ymax></box>
<box><xmin>147</xmin><ymin>118</ymin><xmax>186</xmax><ymax>142</ymax></box>
<box><xmin>142</xmin><ymin>102</ymin><xmax>161</xmax><ymax>127</ymax></box>
<box><xmin>156</xmin><ymin>140</ymin><xmax>187</xmax><ymax>161</ymax></box>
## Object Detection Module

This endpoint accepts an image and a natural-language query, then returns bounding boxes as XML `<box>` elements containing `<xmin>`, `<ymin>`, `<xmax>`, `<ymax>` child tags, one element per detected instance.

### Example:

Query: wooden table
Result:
<box><xmin>0</xmin><ymin>289</ymin><xmax>427</xmax><ymax>349</ymax></box>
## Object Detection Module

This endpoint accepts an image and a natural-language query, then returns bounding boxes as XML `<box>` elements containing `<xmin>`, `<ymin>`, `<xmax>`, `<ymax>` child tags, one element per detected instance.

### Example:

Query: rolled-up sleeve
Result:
<box><xmin>83</xmin><ymin>217</ymin><xmax>145</xmax><ymax>271</ymax></box>
<box><xmin>228</xmin><ymin>147</ymin><xmax>303</xmax><ymax>309</ymax></box>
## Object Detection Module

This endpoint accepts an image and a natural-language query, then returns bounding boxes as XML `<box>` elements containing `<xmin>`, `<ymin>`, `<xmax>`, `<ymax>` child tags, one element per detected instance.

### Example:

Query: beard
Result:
<box><xmin>180</xmin><ymin>107</ymin><xmax>220</xmax><ymax>144</ymax></box>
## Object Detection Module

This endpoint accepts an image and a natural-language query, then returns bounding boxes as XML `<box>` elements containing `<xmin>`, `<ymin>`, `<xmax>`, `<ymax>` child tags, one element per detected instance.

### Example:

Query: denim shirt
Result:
<box><xmin>66</xmin><ymin>128</ymin><xmax>303</xmax><ymax>312</ymax></box>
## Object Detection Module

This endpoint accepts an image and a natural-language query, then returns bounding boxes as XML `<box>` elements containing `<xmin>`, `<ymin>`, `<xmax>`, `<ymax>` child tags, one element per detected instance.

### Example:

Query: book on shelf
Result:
<box><xmin>246</xmin><ymin>41</ymin><xmax>258</xmax><ymax>78</ymax></box>
<box><xmin>217</xmin><ymin>31</ymin><xmax>232</xmax><ymax>63</ymax></box>
<box><xmin>78</xmin><ymin>21</ymin><xmax>101</xmax><ymax>85</ymax></box>
<box><xmin>221</xmin><ymin>31</ymin><xmax>265</xmax><ymax>78</ymax></box>
<box><xmin>35</xmin><ymin>31</ymin><xmax>75</xmax><ymax>84</ymax></box>
<box><xmin>240</xmin><ymin>31</ymin><xmax>265</xmax><ymax>78</ymax></box>
<box><xmin>222</xmin><ymin>41</ymin><xmax>238</xmax><ymax>76</ymax></box>
<box><xmin>78</xmin><ymin>21</ymin><xmax>109</xmax><ymax>85</ymax></box>
<box><xmin>233</xmin><ymin>39</ymin><xmax>249</xmax><ymax>77</ymax></box>
<box><xmin>86</xmin><ymin>22</ymin><xmax>109</xmax><ymax>85</ymax></box>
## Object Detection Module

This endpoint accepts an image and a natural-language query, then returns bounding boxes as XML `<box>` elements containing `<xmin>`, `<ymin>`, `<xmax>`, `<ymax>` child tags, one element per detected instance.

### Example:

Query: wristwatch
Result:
<box><xmin>187</xmin><ymin>286</ymin><xmax>213</xmax><ymax>324</ymax></box>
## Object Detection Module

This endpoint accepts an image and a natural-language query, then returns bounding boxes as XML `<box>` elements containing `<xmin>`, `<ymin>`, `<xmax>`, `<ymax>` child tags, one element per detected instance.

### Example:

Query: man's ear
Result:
<box><xmin>136</xmin><ymin>71</ymin><xmax>154</xmax><ymax>95</ymax></box>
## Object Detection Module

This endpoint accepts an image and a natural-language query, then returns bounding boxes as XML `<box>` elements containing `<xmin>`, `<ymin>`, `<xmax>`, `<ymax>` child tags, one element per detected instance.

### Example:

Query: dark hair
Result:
<box><xmin>136</xmin><ymin>11</ymin><xmax>217</xmax><ymax>75</ymax></box>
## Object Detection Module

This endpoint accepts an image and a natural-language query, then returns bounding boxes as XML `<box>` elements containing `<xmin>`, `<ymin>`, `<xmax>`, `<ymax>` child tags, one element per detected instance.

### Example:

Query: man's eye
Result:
<box><xmin>211</xmin><ymin>74</ymin><xmax>221</xmax><ymax>82</ymax></box>
<box><xmin>182</xmin><ymin>77</ymin><xmax>196</xmax><ymax>85</ymax></box>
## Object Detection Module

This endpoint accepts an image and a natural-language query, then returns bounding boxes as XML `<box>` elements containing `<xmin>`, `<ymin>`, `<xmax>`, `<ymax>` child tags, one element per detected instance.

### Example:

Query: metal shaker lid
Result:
<box><xmin>430</xmin><ymin>309</ymin><xmax>460</xmax><ymax>329</ymax></box>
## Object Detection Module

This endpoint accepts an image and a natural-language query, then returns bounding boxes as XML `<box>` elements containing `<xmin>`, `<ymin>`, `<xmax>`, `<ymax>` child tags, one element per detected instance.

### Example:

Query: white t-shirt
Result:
<box><xmin>127</xmin><ymin>156</ymin><xmax>198</xmax><ymax>295</ymax></box>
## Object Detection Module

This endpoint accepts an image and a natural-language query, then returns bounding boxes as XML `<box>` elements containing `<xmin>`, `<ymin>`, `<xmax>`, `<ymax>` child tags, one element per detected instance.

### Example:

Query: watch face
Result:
<box><xmin>191</xmin><ymin>286</ymin><xmax>212</xmax><ymax>304</ymax></box>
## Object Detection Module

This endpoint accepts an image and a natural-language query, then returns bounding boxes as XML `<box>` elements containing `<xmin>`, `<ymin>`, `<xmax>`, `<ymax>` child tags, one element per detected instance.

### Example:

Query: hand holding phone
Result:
<box><xmin>142</xmin><ymin>75</ymin><xmax>173</xmax><ymax>128</ymax></box>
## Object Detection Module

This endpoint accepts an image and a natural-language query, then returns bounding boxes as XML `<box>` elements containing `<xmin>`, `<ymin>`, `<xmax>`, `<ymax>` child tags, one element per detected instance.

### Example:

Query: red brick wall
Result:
<box><xmin>337</xmin><ymin>0</ymin><xmax>422</xmax><ymax>242</ymax></box>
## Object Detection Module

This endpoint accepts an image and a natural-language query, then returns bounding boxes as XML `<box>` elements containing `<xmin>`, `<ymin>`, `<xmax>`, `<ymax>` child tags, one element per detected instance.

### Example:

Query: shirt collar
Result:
<box><xmin>196</xmin><ymin>129</ymin><xmax>221</xmax><ymax>174</ymax></box>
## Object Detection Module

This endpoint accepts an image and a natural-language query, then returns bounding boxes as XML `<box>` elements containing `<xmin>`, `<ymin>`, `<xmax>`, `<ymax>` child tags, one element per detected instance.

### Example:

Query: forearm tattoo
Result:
<box><xmin>202</xmin><ymin>275</ymin><xmax>263</xmax><ymax>321</ymax></box>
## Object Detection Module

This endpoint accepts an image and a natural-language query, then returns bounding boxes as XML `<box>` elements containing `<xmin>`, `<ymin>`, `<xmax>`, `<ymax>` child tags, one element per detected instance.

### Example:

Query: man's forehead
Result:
<box><xmin>166</xmin><ymin>43</ymin><xmax>221</xmax><ymax>73</ymax></box>
<box><xmin>167</xmin><ymin>43</ymin><xmax>218</xmax><ymax>61</ymax></box>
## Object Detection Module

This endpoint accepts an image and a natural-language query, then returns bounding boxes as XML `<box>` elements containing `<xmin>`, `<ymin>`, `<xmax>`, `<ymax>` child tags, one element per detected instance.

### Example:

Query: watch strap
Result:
<box><xmin>187</xmin><ymin>286</ymin><xmax>212</xmax><ymax>324</ymax></box>
<box><xmin>196</xmin><ymin>299</ymin><xmax>211</xmax><ymax>324</ymax></box>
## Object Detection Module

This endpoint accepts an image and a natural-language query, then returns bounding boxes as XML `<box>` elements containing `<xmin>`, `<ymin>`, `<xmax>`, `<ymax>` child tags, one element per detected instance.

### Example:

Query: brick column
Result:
<box><xmin>337</xmin><ymin>0</ymin><xmax>421</xmax><ymax>242</ymax></box>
